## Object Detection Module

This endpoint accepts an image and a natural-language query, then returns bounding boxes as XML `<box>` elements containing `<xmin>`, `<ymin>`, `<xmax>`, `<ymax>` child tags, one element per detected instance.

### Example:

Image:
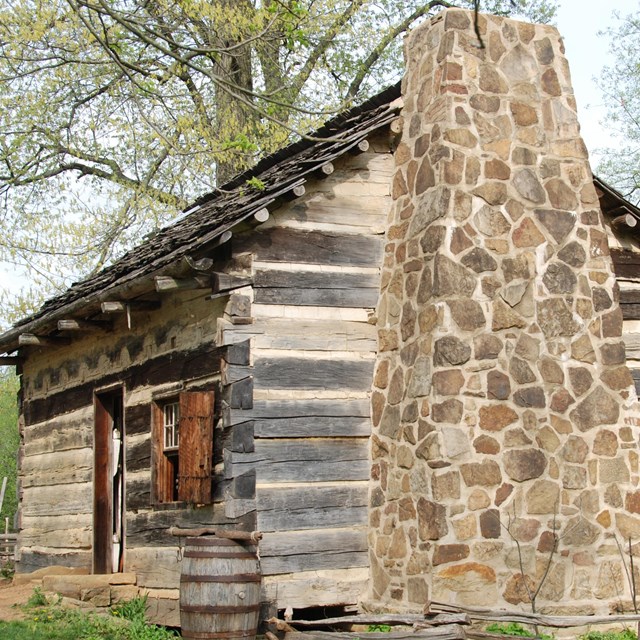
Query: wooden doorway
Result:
<box><xmin>94</xmin><ymin>388</ymin><xmax>125</xmax><ymax>574</ymax></box>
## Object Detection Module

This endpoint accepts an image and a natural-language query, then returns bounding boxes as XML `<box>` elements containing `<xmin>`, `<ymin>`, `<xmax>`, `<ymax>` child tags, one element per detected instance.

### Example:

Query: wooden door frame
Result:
<box><xmin>93</xmin><ymin>386</ymin><xmax>125</xmax><ymax>574</ymax></box>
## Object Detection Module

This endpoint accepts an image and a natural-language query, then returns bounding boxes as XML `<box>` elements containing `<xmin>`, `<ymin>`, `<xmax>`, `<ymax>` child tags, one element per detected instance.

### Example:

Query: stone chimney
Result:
<box><xmin>369</xmin><ymin>9</ymin><xmax>639</xmax><ymax>613</ymax></box>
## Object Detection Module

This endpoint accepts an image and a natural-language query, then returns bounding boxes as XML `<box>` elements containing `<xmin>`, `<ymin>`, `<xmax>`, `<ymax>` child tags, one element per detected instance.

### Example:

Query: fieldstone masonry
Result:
<box><xmin>368</xmin><ymin>9</ymin><xmax>640</xmax><ymax>613</ymax></box>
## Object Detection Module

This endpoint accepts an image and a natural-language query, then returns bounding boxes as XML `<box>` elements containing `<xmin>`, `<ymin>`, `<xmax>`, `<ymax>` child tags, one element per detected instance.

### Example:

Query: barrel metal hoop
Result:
<box><xmin>181</xmin><ymin>573</ymin><xmax>262</xmax><ymax>583</ymax></box>
<box><xmin>183</xmin><ymin>551</ymin><xmax>257</xmax><ymax>559</ymax></box>
<box><xmin>181</xmin><ymin>604</ymin><xmax>261</xmax><ymax>614</ymax></box>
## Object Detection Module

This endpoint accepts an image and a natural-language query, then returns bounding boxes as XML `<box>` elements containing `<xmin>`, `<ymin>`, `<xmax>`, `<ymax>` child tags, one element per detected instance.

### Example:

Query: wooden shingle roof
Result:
<box><xmin>0</xmin><ymin>83</ymin><xmax>403</xmax><ymax>355</ymax></box>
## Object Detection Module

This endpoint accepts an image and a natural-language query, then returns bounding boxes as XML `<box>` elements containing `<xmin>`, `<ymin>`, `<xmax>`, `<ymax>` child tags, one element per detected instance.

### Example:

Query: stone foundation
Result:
<box><xmin>368</xmin><ymin>9</ymin><xmax>640</xmax><ymax>613</ymax></box>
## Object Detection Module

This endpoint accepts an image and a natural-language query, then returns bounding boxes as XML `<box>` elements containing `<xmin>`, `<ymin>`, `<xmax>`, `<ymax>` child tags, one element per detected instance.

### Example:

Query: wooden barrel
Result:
<box><xmin>180</xmin><ymin>537</ymin><xmax>261</xmax><ymax>640</ymax></box>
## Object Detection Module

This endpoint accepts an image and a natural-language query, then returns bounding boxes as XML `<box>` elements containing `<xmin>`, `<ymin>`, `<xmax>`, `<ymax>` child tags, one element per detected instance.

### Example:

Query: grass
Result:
<box><xmin>0</xmin><ymin>592</ymin><xmax>179</xmax><ymax>639</ymax></box>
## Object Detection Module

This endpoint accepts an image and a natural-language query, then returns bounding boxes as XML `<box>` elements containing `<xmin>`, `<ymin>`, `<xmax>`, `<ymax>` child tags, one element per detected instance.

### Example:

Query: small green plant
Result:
<box><xmin>0</xmin><ymin>559</ymin><xmax>14</xmax><ymax>579</ymax></box>
<box><xmin>245</xmin><ymin>176</ymin><xmax>266</xmax><ymax>191</ymax></box>
<box><xmin>486</xmin><ymin>622</ymin><xmax>554</xmax><ymax>640</ymax></box>
<box><xmin>368</xmin><ymin>624</ymin><xmax>393</xmax><ymax>632</ymax></box>
<box><xmin>111</xmin><ymin>595</ymin><xmax>148</xmax><ymax>624</ymax></box>
<box><xmin>579</xmin><ymin>631</ymin><xmax>637</xmax><ymax>640</ymax></box>
<box><xmin>27</xmin><ymin>586</ymin><xmax>49</xmax><ymax>607</ymax></box>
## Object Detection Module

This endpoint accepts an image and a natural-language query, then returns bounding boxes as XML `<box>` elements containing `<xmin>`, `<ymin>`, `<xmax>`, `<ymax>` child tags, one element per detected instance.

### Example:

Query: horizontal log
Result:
<box><xmin>234</xmin><ymin>227</ymin><xmax>383</xmax><ymax>268</ymax></box>
<box><xmin>253</xmin><ymin>356</ymin><xmax>373</xmax><ymax>391</ymax></box>
<box><xmin>256</xmin><ymin>482</ymin><xmax>367</xmax><ymax>531</ymax></box>
<box><xmin>126</xmin><ymin>506</ymin><xmax>255</xmax><ymax>547</ymax></box>
<box><xmin>227</xmin><ymin>439</ymin><xmax>369</xmax><ymax>483</ymax></box>
<box><xmin>262</xmin><ymin>567</ymin><xmax>367</xmax><ymax>610</ymax></box>
<box><xmin>24</xmin><ymin>342</ymin><xmax>222</xmax><ymax>426</ymax></box>
<box><xmin>212</xmin><ymin>273</ymin><xmax>252</xmax><ymax>294</ymax></box>
<box><xmin>0</xmin><ymin>356</ymin><xmax>22</xmax><ymax>365</ymax></box>
<box><xmin>283</xmin><ymin>626</ymin><xmax>466</xmax><ymax>640</ymax></box>
<box><xmin>126</xmin><ymin>547</ymin><xmax>182</xmax><ymax>589</ymax></box>
<box><xmin>57</xmin><ymin>319</ymin><xmax>112</xmax><ymax>332</ymax></box>
<box><xmin>18</xmin><ymin>334</ymin><xmax>70</xmax><ymax>347</ymax></box>
<box><xmin>222</xmin><ymin>318</ymin><xmax>377</xmax><ymax>353</ymax></box>
<box><xmin>155</xmin><ymin>275</ymin><xmax>212</xmax><ymax>292</ymax></box>
<box><xmin>254</xmin><ymin>208</ymin><xmax>270</xmax><ymax>223</ymax></box>
<box><xmin>22</xmin><ymin>483</ymin><xmax>92</xmax><ymax>517</ymax></box>
<box><xmin>281</xmin><ymin>613</ymin><xmax>470</xmax><ymax>628</ymax></box>
<box><xmin>611</xmin><ymin>249</ymin><xmax>640</xmax><ymax>279</ymax></box>
<box><xmin>260</xmin><ymin>528</ymin><xmax>367</xmax><ymax>575</ymax></box>
<box><xmin>287</xmin><ymin>200</ymin><xmax>388</xmax><ymax>229</ymax></box>
<box><xmin>17</xmin><ymin>550</ymin><xmax>91</xmax><ymax>574</ymax></box>
<box><xmin>612</xmin><ymin>213</ymin><xmax>638</xmax><ymax>228</ymax></box>
<box><xmin>350</xmin><ymin>139</ymin><xmax>370</xmax><ymax>154</ymax></box>
<box><xmin>430</xmin><ymin>602</ymin><xmax>640</xmax><ymax>627</ymax></box>
<box><xmin>253</xmin><ymin>269</ymin><xmax>379</xmax><ymax>308</ymax></box>
<box><xmin>228</xmin><ymin>398</ymin><xmax>371</xmax><ymax>422</ymax></box>
<box><xmin>100</xmin><ymin>300</ymin><xmax>161</xmax><ymax>314</ymax></box>
<box><xmin>169</xmin><ymin>527</ymin><xmax>262</xmax><ymax>541</ymax></box>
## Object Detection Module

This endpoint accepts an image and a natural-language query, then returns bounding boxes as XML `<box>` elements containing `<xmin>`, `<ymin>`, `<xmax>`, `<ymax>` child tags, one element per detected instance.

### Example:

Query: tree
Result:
<box><xmin>597</xmin><ymin>10</ymin><xmax>640</xmax><ymax>204</ymax></box>
<box><xmin>0</xmin><ymin>370</ymin><xmax>19</xmax><ymax>529</ymax></box>
<box><xmin>0</xmin><ymin>0</ymin><xmax>557</xmax><ymax>326</ymax></box>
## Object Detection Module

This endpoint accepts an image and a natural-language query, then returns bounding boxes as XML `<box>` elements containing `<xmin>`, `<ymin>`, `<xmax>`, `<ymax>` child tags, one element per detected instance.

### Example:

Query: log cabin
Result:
<box><xmin>1</xmin><ymin>7</ymin><xmax>640</xmax><ymax>627</ymax></box>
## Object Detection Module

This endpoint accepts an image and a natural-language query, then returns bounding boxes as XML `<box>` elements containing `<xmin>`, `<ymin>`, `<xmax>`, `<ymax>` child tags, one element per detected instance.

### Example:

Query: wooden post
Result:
<box><xmin>0</xmin><ymin>477</ymin><xmax>7</xmax><ymax>516</ymax></box>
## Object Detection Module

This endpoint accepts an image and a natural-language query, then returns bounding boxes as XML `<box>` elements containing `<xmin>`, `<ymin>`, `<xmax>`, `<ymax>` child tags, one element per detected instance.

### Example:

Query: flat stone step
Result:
<box><xmin>42</xmin><ymin>573</ymin><xmax>137</xmax><ymax>599</ymax></box>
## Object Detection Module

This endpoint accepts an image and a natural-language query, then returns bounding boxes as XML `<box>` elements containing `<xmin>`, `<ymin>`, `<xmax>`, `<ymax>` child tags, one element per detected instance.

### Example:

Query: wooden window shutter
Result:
<box><xmin>178</xmin><ymin>391</ymin><xmax>214</xmax><ymax>503</ymax></box>
<box><xmin>152</xmin><ymin>402</ymin><xmax>173</xmax><ymax>503</ymax></box>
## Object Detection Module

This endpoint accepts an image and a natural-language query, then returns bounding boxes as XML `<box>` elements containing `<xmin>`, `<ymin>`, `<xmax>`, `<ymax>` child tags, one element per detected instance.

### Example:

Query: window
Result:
<box><xmin>153</xmin><ymin>391</ymin><xmax>214</xmax><ymax>504</ymax></box>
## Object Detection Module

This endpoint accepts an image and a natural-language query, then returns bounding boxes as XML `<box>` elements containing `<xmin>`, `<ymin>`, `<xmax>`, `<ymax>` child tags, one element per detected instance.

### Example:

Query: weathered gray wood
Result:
<box><xmin>57</xmin><ymin>319</ymin><xmax>111</xmax><ymax>331</ymax></box>
<box><xmin>224</xmin><ymin>377</ymin><xmax>253</xmax><ymax>409</ymax></box>
<box><xmin>253</xmin><ymin>357</ymin><xmax>373</xmax><ymax>391</ymax></box>
<box><xmin>288</xmin><ymin>201</ymin><xmax>387</xmax><ymax>229</ymax></box>
<box><xmin>221</xmin><ymin>421</ymin><xmax>255</xmax><ymax>453</ymax></box>
<box><xmin>225</xmin><ymin>364</ymin><xmax>253</xmax><ymax>384</ymax></box>
<box><xmin>22</xmin><ymin>483</ymin><xmax>93</xmax><ymax>517</ymax></box>
<box><xmin>283</xmin><ymin>626</ymin><xmax>466</xmax><ymax>640</ymax></box>
<box><xmin>278</xmin><ymin>613</ymin><xmax>469</xmax><ymax>628</ymax></box>
<box><xmin>260</xmin><ymin>528</ymin><xmax>367</xmax><ymax>575</ymax></box>
<box><xmin>18</xmin><ymin>333</ymin><xmax>70</xmax><ymax>347</ymax></box>
<box><xmin>100</xmin><ymin>300</ymin><xmax>161</xmax><ymax>313</ymax></box>
<box><xmin>223</xmin><ymin>319</ymin><xmax>377</xmax><ymax>353</ymax></box>
<box><xmin>228</xmin><ymin>439</ymin><xmax>369</xmax><ymax>483</ymax></box>
<box><xmin>254</xmin><ymin>207</ymin><xmax>270</xmax><ymax>222</ymax></box>
<box><xmin>224</xmin><ymin>339</ymin><xmax>251</xmax><ymax>366</ymax></box>
<box><xmin>621</xmin><ymin>304</ymin><xmax>640</xmax><ymax>320</ymax></box>
<box><xmin>234</xmin><ymin>228</ymin><xmax>383</xmax><ymax>268</ymax></box>
<box><xmin>257</xmin><ymin>483</ymin><xmax>367</xmax><ymax>531</ymax></box>
<box><xmin>253</xmin><ymin>417</ymin><xmax>370</xmax><ymax>439</ymax></box>
<box><xmin>230</xmin><ymin>398</ymin><xmax>370</xmax><ymax>421</ymax></box>
<box><xmin>155</xmin><ymin>275</ymin><xmax>211</xmax><ymax>291</ymax></box>
<box><xmin>253</xmin><ymin>269</ymin><xmax>379</xmax><ymax>308</ymax></box>
<box><xmin>126</xmin><ymin>506</ymin><xmax>256</xmax><ymax>546</ymax></box>
<box><xmin>430</xmin><ymin>602</ymin><xmax>640</xmax><ymax>627</ymax></box>
<box><xmin>212</xmin><ymin>273</ymin><xmax>252</xmax><ymax>294</ymax></box>
<box><xmin>17</xmin><ymin>550</ymin><xmax>91</xmax><ymax>574</ymax></box>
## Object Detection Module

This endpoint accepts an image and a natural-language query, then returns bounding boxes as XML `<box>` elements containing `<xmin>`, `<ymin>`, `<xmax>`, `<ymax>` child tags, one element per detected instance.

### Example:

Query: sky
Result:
<box><xmin>554</xmin><ymin>0</ymin><xmax>638</xmax><ymax>165</ymax></box>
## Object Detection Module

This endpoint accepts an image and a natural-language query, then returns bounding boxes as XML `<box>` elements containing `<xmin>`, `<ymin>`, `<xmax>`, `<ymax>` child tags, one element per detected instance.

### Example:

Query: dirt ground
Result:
<box><xmin>0</xmin><ymin>578</ymin><xmax>37</xmax><ymax>621</ymax></box>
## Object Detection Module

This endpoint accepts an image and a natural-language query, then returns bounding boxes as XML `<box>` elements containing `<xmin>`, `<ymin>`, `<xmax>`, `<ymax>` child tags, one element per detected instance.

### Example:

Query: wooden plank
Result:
<box><xmin>260</xmin><ymin>528</ymin><xmax>367</xmax><ymax>575</ymax></box>
<box><xmin>229</xmin><ymin>398</ymin><xmax>371</xmax><ymax>421</ymax></box>
<box><xmin>252</xmin><ymin>417</ymin><xmax>370</xmax><ymax>439</ymax></box>
<box><xmin>234</xmin><ymin>227</ymin><xmax>383</xmax><ymax>268</ymax></box>
<box><xmin>127</xmin><ymin>438</ymin><xmax>151</xmax><ymax>473</ymax></box>
<box><xmin>17</xmin><ymin>550</ymin><xmax>92</xmax><ymax>574</ymax></box>
<box><xmin>223</xmin><ymin>318</ymin><xmax>377</xmax><ymax>353</ymax></box>
<box><xmin>253</xmin><ymin>357</ymin><xmax>373</xmax><ymax>391</ymax></box>
<box><xmin>224</xmin><ymin>377</ymin><xmax>253</xmax><ymax>409</ymax></box>
<box><xmin>611</xmin><ymin>248</ymin><xmax>640</xmax><ymax>279</ymax></box>
<box><xmin>632</xmin><ymin>369</ymin><xmax>640</xmax><ymax>396</ymax></box>
<box><xmin>23</xmin><ymin>342</ymin><xmax>223</xmax><ymax>426</ymax></box>
<box><xmin>621</xmin><ymin>303</ymin><xmax>640</xmax><ymax>320</ymax></box>
<box><xmin>125</xmin><ymin>475</ymin><xmax>151</xmax><ymax>510</ymax></box>
<box><xmin>257</xmin><ymin>483</ymin><xmax>367</xmax><ymax>531</ymax></box>
<box><xmin>280</xmin><ymin>614</ymin><xmax>469</xmax><ymax>628</ymax></box>
<box><xmin>253</xmin><ymin>269</ymin><xmax>379</xmax><ymax>308</ymax></box>
<box><xmin>284</xmin><ymin>627</ymin><xmax>466</xmax><ymax>640</ymax></box>
<box><xmin>125</xmin><ymin>403</ymin><xmax>151</xmax><ymax>436</ymax></box>
<box><xmin>22</xmin><ymin>484</ymin><xmax>93</xmax><ymax>517</ymax></box>
<box><xmin>262</xmin><ymin>567</ymin><xmax>368</xmax><ymax>609</ymax></box>
<box><xmin>228</xmin><ymin>439</ymin><xmax>369</xmax><ymax>483</ymax></box>
<box><xmin>125</xmin><ymin>505</ymin><xmax>256</xmax><ymax>546</ymax></box>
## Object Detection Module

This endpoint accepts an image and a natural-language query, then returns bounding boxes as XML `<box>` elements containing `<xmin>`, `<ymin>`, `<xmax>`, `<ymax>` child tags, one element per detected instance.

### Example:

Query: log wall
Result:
<box><xmin>220</xmin><ymin>138</ymin><xmax>394</xmax><ymax>610</ymax></box>
<box><xmin>16</xmin><ymin>132</ymin><xmax>394</xmax><ymax>615</ymax></box>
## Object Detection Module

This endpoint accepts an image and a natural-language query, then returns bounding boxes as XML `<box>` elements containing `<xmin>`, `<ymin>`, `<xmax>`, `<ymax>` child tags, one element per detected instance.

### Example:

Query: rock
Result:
<box><xmin>474</xmin><ymin>204</ymin><xmax>511</xmax><ymax>235</ymax></box>
<box><xmin>599</xmin><ymin>457</ymin><xmax>630</xmax><ymax>483</ymax></box>
<box><xmin>432</xmin><ymin>471</ymin><xmax>461</xmax><ymax>500</ymax></box>
<box><xmin>433</xmin><ymin>254</ymin><xmax>477</xmax><ymax>297</ymax></box>
<box><xmin>502</xmin><ymin>254</ymin><xmax>531</xmax><ymax>282</ymax></box>
<box><xmin>510</xmin><ymin>101</ymin><xmax>538</xmax><ymax>126</ymax></box>
<box><xmin>513</xmin><ymin>169</ymin><xmax>546</xmax><ymax>204</ymax></box>
<box><xmin>561</xmin><ymin>436</ymin><xmax>589</xmax><ymax>463</ymax></box>
<box><xmin>431</xmin><ymin>398</ymin><xmax>464</xmax><ymax>423</ymax></box>
<box><xmin>593</xmin><ymin>429</ymin><xmax>618</xmax><ymax>457</ymax></box>
<box><xmin>379</xmin><ymin>404</ymin><xmax>401</xmax><ymax>439</ymax></box>
<box><xmin>563</xmin><ymin>516</ymin><xmax>599</xmax><ymax>546</ymax></box>
<box><xmin>557</xmin><ymin>241</ymin><xmax>587</xmax><ymax>267</ymax></box>
<box><xmin>545</xmin><ymin>178</ymin><xmax>578</xmax><ymax>210</ymax></box>
<box><xmin>568</xmin><ymin>367</ymin><xmax>593</xmax><ymax>397</ymax></box>
<box><xmin>539</xmin><ymin>357</ymin><xmax>564</xmax><ymax>383</ymax></box>
<box><xmin>503</xmin><ymin>574</ymin><xmax>536</xmax><ymax>605</ymax></box>
<box><xmin>493</xmin><ymin>299</ymin><xmax>526</xmax><ymax>330</ymax></box>
<box><xmin>407</xmin><ymin>357</ymin><xmax>432</xmax><ymax>397</ymax></box>
<box><xmin>433</xmin><ymin>369</ymin><xmax>465</xmax><ymax>396</ymax></box>
<box><xmin>510</xmin><ymin>357</ymin><xmax>536</xmax><ymax>384</ymax></box>
<box><xmin>570</xmin><ymin>386</ymin><xmax>620</xmax><ymax>431</ymax></box>
<box><xmin>417</xmin><ymin>497</ymin><xmax>448</xmax><ymax>540</ymax></box>
<box><xmin>600</xmin><ymin>342</ymin><xmax>626</xmax><ymax>366</ymax></box>
<box><xmin>488</xmin><ymin>370</ymin><xmax>511</xmax><ymax>400</ymax></box>
<box><xmin>536</xmin><ymin>426</ymin><xmax>561</xmax><ymax>452</ymax></box>
<box><xmin>537</xmin><ymin>299</ymin><xmax>579</xmax><ymax>337</ymax></box>
<box><xmin>460</xmin><ymin>460</ymin><xmax>502</xmax><ymax>486</ymax></box>
<box><xmin>448</xmin><ymin>299</ymin><xmax>486</xmax><ymax>330</ymax></box>
<box><xmin>474</xmin><ymin>334</ymin><xmax>503</xmax><ymax>359</ymax></box>
<box><xmin>616</xmin><ymin>513</ymin><xmax>640</xmax><ymax>539</ymax></box>
<box><xmin>435</xmin><ymin>336</ymin><xmax>472</xmax><ymax>366</ymax></box>
<box><xmin>571</xmin><ymin>335</ymin><xmax>596</xmax><ymax>364</ymax></box>
<box><xmin>479</xmin><ymin>404</ymin><xmax>518</xmax><ymax>431</ymax></box>
<box><xmin>563</xmin><ymin>466</ymin><xmax>587</xmax><ymax>489</ymax></box>
<box><xmin>433</xmin><ymin>544</ymin><xmax>470</xmax><ymax>565</ymax></box>
<box><xmin>474</xmin><ymin>435</ymin><xmax>501</xmax><ymax>455</ymax></box>
<box><xmin>504</xmin><ymin>449</ymin><xmax>547</xmax><ymax>481</ymax></box>
<box><xmin>513</xmin><ymin>387</ymin><xmax>546</xmax><ymax>408</ymax></box>
<box><xmin>535</xmin><ymin>209</ymin><xmax>576</xmax><ymax>243</ymax></box>
<box><xmin>479</xmin><ymin>509</ymin><xmax>501</xmax><ymax>538</ymax></box>
<box><xmin>526</xmin><ymin>479</ymin><xmax>560</xmax><ymax>514</ymax></box>
<box><xmin>543</xmin><ymin>262</ymin><xmax>577</xmax><ymax>294</ymax></box>
<box><xmin>550</xmin><ymin>389</ymin><xmax>574</xmax><ymax>413</ymax></box>
<box><xmin>513</xmin><ymin>217</ymin><xmax>546</xmax><ymax>247</ymax></box>
<box><xmin>461</xmin><ymin>247</ymin><xmax>498</xmax><ymax>272</ymax></box>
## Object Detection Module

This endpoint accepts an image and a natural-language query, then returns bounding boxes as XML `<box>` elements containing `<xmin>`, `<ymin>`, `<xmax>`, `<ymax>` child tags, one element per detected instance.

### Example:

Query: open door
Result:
<box><xmin>94</xmin><ymin>388</ymin><xmax>125</xmax><ymax>574</ymax></box>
